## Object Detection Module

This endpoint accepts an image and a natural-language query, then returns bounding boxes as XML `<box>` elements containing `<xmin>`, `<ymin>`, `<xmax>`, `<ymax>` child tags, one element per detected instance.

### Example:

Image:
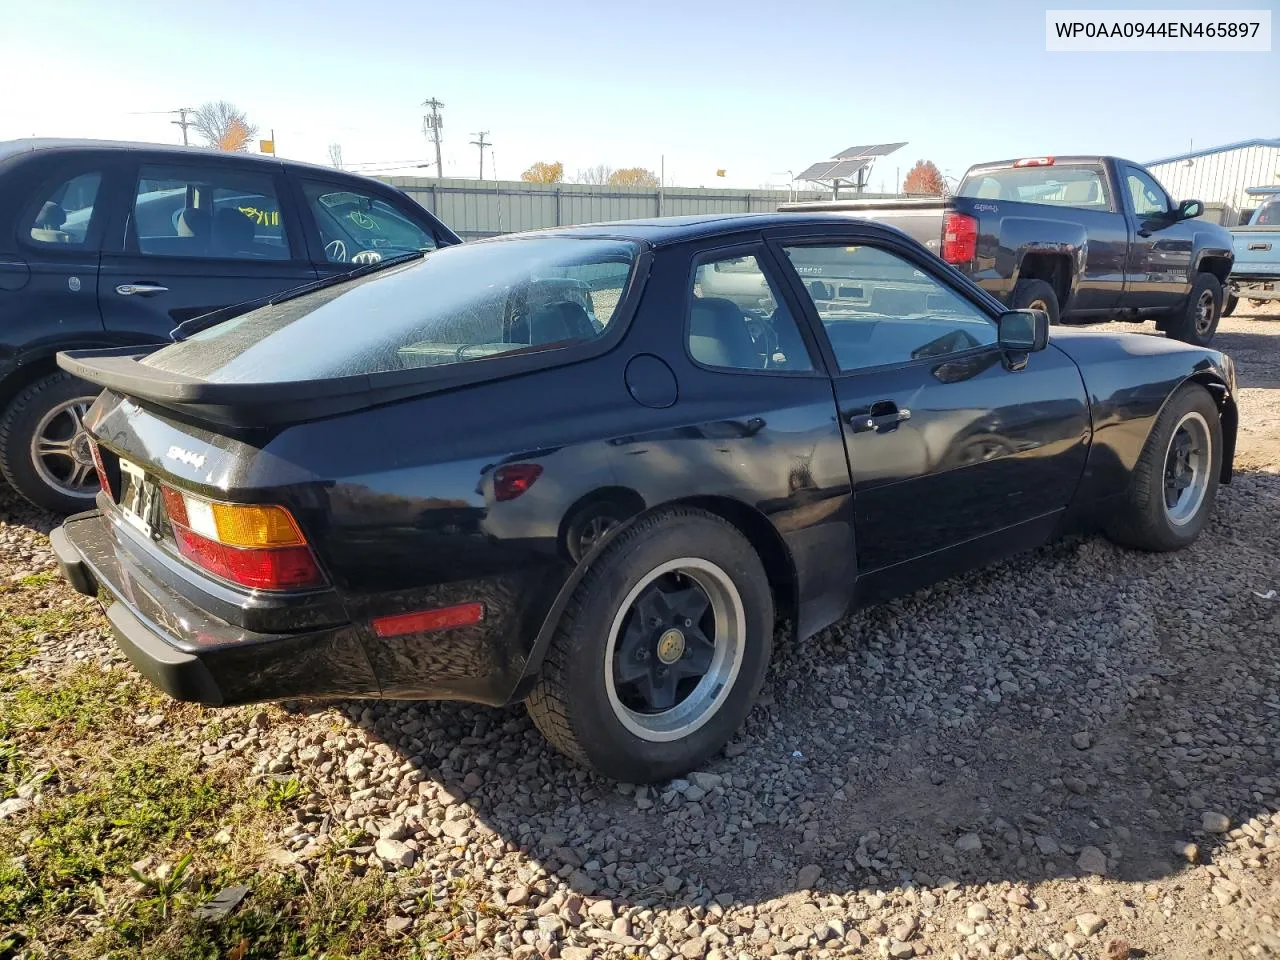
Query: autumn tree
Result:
<box><xmin>902</xmin><ymin>159</ymin><xmax>947</xmax><ymax>196</ymax></box>
<box><xmin>521</xmin><ymin>161</ymin><xmax>564</xmax><ymax>184</ymax></box>
<box><xmin>608</xmin><ymin>167</ymin><xmax>660</xmax><ymax>187</ymax></box>
<box><xmin>575</xmin><ymin>164</ymin><xmax>614</xmax><ymax>185</ymax></box>
<box><xmin>192</xmin><ymin>101</ymin><xmax>258</xmax><ymax>152</ymax></box>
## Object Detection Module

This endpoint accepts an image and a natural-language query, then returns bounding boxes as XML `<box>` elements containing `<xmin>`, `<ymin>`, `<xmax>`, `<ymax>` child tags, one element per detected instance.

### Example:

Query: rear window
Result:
<box><xmin>1251</xmin><ymin>200</ymin><xmax>1280</xmax><ymax>225</ymax></box>
<box><xmin>142</xmin><ymin>237</ymin><xmax>638</xmax><ymax>383</ymax></box>
<box><xmin>958</xmin><ymin>165</ymin><xmax>1110</xmax><ymax>210</ymax></box>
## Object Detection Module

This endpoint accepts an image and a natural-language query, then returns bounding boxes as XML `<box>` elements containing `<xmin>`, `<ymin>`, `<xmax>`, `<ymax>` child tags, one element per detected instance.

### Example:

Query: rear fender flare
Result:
<box><xmin>507</xmin><ymin>493</ymin><xmax>797</xmax><ymax>704</ymax></box>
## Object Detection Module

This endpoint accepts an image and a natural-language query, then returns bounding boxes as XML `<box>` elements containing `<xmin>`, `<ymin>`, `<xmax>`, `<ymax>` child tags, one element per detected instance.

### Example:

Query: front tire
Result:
<box><xmin>527</xmin><ymin>507</ymin><xmax>773</xmax><ymax>782</ymax></box>
<box><xmin>1103</xmin><ymin>383</ymin><xmax>1221</xmax><ymax>552</ymax></box>
<box><xmin>1223</xmin><ymin>293</ymin><xmax>1238</xmax><ymax>317</ymax></box>
<box><xmin>0</xmin><ymin>371</ymin><xmax>101</xmax><ymax>514</ymax></box>
<box><xmin>1165</xmin><ymin>273</ymin><xmax>1222</xmax><ymax>346</ymax></box>
<box><xmin>1011</xmin><ymin>278</ymin><xmax>1061</xmax><ymax>325</ymax></box>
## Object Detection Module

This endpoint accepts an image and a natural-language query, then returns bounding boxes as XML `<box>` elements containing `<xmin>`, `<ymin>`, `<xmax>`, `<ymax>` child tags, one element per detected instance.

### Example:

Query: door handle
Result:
<box><xmin>1248</xmin><ymin>242</ymin><xmax>1272</xmax><ymax>251</ymax></box>
<box><xmin>847</xmin><ymin>403</ymin><xmax>911</xmax><ymax>433</ymax></box>
<box><xmin>115</xmin><ymin>283</ymin><xmax>169</xmax><ymax>296</ymax></box>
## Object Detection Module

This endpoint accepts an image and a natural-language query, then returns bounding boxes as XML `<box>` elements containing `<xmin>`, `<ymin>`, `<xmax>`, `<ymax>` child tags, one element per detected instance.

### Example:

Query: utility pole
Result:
<box><xmin>470</xmin><ymin>131</ymin><xmax>490</xmax><ymax>179</ymax></box>
<box><xmin>171</xmin><ymin>107</ymin><xmax>194</xmax><ymax>146</ymax></box>
<box><xmin>422</xmin><ymin>98</ymin><xmax>445</xmax><ymax>178</ymax></box>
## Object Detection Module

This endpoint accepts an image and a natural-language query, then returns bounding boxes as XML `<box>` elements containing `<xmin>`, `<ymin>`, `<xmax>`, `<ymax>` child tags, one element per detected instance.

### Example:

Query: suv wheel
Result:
<box><xmin>0</xmin><ymin>372</ymin><xmax>101</xmax><ymax>514</ymax></box>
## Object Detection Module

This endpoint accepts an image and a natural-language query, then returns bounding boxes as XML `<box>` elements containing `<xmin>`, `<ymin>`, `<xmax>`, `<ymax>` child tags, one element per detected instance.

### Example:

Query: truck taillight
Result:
<box><xmin>89</xmin><ymin>439</ymin><xmax>111</xmax><ymax>499</ymax></box>
<box><xmin>160</xmin><ymin>486</ymin><xmax>325</xmax><ymax>591</ymax></box>
<box><xmin>1013</xmin><ymin>157</ymin><xmax>1055</xmax><ymax>167</ymax></box>
<box><xmin>942</xmin><ymin>213</ymin><xmax>978</xmax><ymax>264</ymax></box>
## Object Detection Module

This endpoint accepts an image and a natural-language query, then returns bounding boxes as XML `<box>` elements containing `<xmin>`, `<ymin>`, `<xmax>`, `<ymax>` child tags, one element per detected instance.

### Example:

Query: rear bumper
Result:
<box><xmin>52</xmin><ymin>512</ymin><xmax>381</xmax><ymax>706</ymax></box>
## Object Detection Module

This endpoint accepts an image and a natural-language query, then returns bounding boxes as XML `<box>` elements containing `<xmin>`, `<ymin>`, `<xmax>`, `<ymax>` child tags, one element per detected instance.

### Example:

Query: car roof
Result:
<box><xmin>510</xmin><ymin>212</ymin><xmax>892</xmax><ymax>247</ymax></box>
<box><xmin>0</xmin><ymin>137</ymin><xmax>353</xmax><ymax>178</ymax></box>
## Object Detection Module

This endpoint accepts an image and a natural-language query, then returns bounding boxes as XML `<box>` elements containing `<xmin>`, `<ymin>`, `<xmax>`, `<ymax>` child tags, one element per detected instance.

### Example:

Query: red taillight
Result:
<box><xmin>372</xmin><ymin>602</ymin><xmax>485</xmax><ymax>639</ymax></box>
<box><xmin>942</xmin><ymin>212</ymin><xmax>978</xmax><ymax>264</ymax></box>
<box><xmin>89</xmin><ymin>439</ymin><xmax>111</xmax><ymax>498</ymax></box>
<box><xmin>493</xmin><ymin>464</ymin><xmax>543</xmax><ymax>502</ymax></box>
<box><xmin>161</xmin><ymin>486</ymin><xmax>324</xmax><ymax>591</ymax></box>
<box><xmin>1013</xmin><ymin>157</ymin><xmax>1055</xmax><ymax>168</ymax></box>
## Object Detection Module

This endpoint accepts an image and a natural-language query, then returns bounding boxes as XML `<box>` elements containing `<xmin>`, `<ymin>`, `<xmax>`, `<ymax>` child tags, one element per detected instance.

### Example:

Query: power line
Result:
<box><xmin>470</xmin><ymin>131</ymin><xmax>490</xmax><ymax>179</ymax></box>
<box><xmin>422</xmin><ymin>98</ymin><xmax>444</xmax><ymax>178</ymax></box>
<box><xmin>127</xmin><ymin>107</ymin><xmax>195</xmax><ymax>146</ymax></box>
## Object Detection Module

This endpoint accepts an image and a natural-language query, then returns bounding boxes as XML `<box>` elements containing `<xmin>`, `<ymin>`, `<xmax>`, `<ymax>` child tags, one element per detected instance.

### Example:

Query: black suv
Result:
<box><xmin>0</xmin><ymin>139</ymin><xmax>460</xmax><ymax>512</ymax></box>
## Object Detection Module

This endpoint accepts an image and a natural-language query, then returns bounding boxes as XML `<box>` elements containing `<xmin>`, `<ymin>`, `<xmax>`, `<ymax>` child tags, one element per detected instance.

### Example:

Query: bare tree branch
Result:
<box><xmin>192</xmin><ymin>101</ymin><xmax>259</xmax><ymax>152</ymax></box>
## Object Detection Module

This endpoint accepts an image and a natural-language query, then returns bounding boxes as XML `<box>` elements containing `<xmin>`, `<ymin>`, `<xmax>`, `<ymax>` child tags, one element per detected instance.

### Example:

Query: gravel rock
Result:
<box><xmin>796</xmin><ymin>864</ymin><xmax>822</xmax><ymax>888</ymax></box>
<box><xmin>1077</xmin><ymin>846</ymin><xmax>1108</xmax><ymax>876</ymax></box>
<box><xmin>1071</xmin><ymin>732</ymin><xmax>1093</xmax><ymax>750</ymax></box>
<box><xmin>955</xmin><ymin>833</ymin><xmax>983</xmax><ymax>854</ymax></box>
<box><xmin>1201</xmin><ymin>811</ymin><xmax>1231</xmax><ymax>834</ymax></box>
<box><xmin>373</xmin><ymin>838</ymin><xmax>415</xmax><ymax>870</ymax></box>
<box><xmin>1076</xmin><ymin>913</ymin><xmax>1107</xmax><ymax>936</ymax></box>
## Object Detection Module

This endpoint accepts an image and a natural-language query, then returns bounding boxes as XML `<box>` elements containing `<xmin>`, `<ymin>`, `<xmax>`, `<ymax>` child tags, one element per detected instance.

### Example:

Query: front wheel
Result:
<box><xmin>1103</xmin><ymin>384</ymin><xmax>1222</xmax><ymax>552</ymax></box>
<box><xmin>1223</xmin><ymin>293</ymin><xmax>1238</xmax><ymax>317</ymax></box>
<box><xmin>0</xmin><ymin>372</ymin><xmax>102</xmax><ymax>514</ymax></box>
<box><xmin>1165</xmin><ymin>273</ymin><xmax>1222</xmax><ymax>346</ymax></box>
<box><xmin>527</xmin><ymin>508</ymin><xmax>774</xmax><ymax>782</ymax></box>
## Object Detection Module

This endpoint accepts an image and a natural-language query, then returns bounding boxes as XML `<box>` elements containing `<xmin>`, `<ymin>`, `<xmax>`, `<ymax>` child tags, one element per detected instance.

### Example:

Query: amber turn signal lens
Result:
<box><xmin>207</xmin><ymin>502</ymin><xmax>307</xmax><ymax>548</ymax></box>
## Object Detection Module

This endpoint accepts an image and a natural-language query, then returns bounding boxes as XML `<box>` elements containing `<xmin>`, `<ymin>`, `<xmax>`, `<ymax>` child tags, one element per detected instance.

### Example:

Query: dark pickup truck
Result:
<box><xmin>781</xmin><ymin>155</ymin><xmax>1234</xmax><ymax>345</ymax></box>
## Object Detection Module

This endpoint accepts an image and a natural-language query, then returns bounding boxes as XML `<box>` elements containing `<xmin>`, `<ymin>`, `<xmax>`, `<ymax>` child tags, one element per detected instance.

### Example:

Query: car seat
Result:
<box><xmin>689</xmin><ymin>297</ymin><xmax>760</xmax><ymax>368</ymax></box>
<box><xmin>513</xmin><ymin>301</ymin><xmax>597</xmax><ymax>347</ymax></box>
<box><xmin>212</xmin><ymin>208</ymin><xmax>257</xmax><ymax>257</ymax></box>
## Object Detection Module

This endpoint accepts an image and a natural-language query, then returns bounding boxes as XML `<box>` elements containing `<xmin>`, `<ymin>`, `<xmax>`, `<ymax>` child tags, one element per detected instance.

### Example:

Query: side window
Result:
<box><xmin>27</xmin><ymin>172</ymin><xmax>102</xmax><ymax>246</ymax></box>
<box><xmin>302</xmin><ymin>182</ymin><xmax>438</xmax><ymax>265</ymax></box>
<box><xmin>133</xmin><ymin>164</ymin><xmax>291</xmax><ymax>261</ymax></box>
<box><xmin>688</xmin><ymin>252</ymin><xmax>813</xmax><ymax>372</ymax></box>
<box><xmin>1126</xmin><ymin>169</ymin><xmax>1170</xmax><ymax>217</ymax></box>
<box><xmin>781</xmin><ymin>244</ymin><xmax>996</xmax><ymax>372</ymax></box>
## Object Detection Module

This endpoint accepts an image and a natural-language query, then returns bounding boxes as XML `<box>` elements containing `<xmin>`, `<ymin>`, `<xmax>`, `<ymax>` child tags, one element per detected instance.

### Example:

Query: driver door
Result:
<box><xmin>291</xmin><ymin>176</ymin><xmax>443</xmax><ymax>276</ymax></box>
<box><xmin>771</xmin><ymin>234</ymin><xmax>1090</xmax><ymax>602</ymax></box>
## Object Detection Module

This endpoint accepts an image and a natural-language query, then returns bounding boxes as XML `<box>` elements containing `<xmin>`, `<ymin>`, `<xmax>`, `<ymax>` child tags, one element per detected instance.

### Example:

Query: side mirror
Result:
<box><xmin>1178</xmin><ymin>199</ymin><xmax>1204</xmax><ymax>221</ymax></box>
<box><xmin>997</xmin><ymin>308</ymin><xmax>1049</xmax><ymax>352</ymax></box>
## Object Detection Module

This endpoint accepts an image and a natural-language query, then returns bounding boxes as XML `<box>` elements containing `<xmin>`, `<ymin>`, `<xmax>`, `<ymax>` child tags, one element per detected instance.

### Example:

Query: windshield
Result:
<box><xmin>957</xmin><ymin>165</ymin><xmax>1110</xmax><ymax>209</ymax></box>
<box><xmin>143</xmin><ymin>237</ymin><xmax>638</xmax><ymax>383</ymax></box>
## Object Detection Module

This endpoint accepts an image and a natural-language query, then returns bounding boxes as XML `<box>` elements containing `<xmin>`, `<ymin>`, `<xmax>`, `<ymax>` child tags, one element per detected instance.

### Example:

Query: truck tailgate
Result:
<box><xmin>1231</xmin><ymin>226</ymin><xmax>1280</xmax><ymax>278</ymax></box>
<box><xmin>779</xmin><ymin>198</ymin><xmax>950</xmax><ymax>255</ymax></box>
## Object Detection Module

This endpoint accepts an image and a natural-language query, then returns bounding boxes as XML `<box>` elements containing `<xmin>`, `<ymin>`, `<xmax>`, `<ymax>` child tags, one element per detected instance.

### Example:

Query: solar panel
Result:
<box><xmin>834</xmin><ymin>141</ymin><xmax>907</xmax><ymax>160</ymax></box>
<box><xmin>796</xmin><ymin>160</ymin><xmax>841</xmax><ymax>181</ymax></box>
<box><xmin>825</xmin><ymin>159</ymin><xmax>869</xmax><ymax>180</ymax></box>
<box><xmin>797</xmin><ymin>159</ymin><xmax>869</xmax><ymax>182</ymax></box>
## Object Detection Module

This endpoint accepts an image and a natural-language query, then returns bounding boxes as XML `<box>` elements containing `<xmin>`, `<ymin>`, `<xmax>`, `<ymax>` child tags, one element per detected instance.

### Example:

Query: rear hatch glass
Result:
<box><xmin>142</xmin><ymin>237</ymin><xmax>638</xmax><ymax>384</ymax></box>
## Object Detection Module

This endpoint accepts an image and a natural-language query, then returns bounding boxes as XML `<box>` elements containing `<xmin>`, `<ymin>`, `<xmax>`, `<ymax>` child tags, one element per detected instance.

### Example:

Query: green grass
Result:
<box><xmin>0</xmin><ymin>573</ymin><xmax>468</xmax><ymax>958</ymax></box>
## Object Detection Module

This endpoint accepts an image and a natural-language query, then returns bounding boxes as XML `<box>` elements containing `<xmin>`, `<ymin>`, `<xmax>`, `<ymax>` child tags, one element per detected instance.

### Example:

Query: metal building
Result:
<box><xmin>1146</xmin><ymin>138</ymin><xmax>1280</xmax><ymax>226</ymax></box>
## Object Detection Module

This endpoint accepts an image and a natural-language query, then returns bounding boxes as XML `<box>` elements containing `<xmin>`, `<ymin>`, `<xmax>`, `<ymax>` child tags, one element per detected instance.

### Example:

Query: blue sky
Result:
<box><xmin>1</xmin><ymin>0</ymin><xmax>1276</xmax><ymax>189</ymax></box>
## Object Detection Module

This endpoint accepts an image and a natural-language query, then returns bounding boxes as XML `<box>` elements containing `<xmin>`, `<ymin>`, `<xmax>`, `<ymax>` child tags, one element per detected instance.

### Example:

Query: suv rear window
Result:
<box><xmin>958</xmin><ymin>165</ymin><xmax>1110</xmax><ymax>210</ymax></box>
<box><xmin>28</xmin><ymin>172</ymin><xmax>102</xmax><ymax>246</ymax></box>
<box><xmin>142</xmin><ymin>237</ymin><xmax>637</xmax><ymax>383</ymax></box>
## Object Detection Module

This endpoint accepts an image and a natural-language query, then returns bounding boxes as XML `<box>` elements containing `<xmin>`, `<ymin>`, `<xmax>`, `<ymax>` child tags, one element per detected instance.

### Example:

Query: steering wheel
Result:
<box><xmin>325</xmin><ymin>239</ymin><xmax>348</xmax><ymax>263</ymax></box>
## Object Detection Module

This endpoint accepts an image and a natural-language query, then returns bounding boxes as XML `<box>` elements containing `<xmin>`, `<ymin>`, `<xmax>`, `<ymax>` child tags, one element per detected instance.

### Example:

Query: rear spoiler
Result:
<box><xmin>57</xmin><ymin>345</ymin><xmax>485</xmax><ymax>428</ymax></box>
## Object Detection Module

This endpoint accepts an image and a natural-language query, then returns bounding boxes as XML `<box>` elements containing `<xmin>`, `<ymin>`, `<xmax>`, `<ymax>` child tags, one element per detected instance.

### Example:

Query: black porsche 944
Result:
<box><xmin>51</xmin><ymin>214</ymin><xmax>1237</xmax><ymax>782</ymax></box>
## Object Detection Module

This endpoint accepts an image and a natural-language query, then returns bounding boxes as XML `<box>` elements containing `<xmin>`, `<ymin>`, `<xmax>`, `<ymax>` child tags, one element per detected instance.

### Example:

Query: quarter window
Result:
<box><xmin>301</xmin><ymin>182</ymin><xmax>437</xmax><ymax>265</ymax></box>
<box><xmin>1125</xmin><ymin>169</ymin><xmax>1170</xmax><ymax>217</ymax></box>
<box><xmin>782</xmin><ymin>244</ymin><xmax>996</xmax><ymax>372</ymax></box>
<box><xmin>133</xmin><ymin>164</ymin><xmax>291</xmax><ymax>260</ymax></box>
<box><xmin>27</xmin><ymin>172</ymin><xmax>102</xmax><ymax>246</ymax></box>
<box><xmin>688</xmin><ymin>253</ymin><xmax>812</xmax><ymax>371</ymax></box>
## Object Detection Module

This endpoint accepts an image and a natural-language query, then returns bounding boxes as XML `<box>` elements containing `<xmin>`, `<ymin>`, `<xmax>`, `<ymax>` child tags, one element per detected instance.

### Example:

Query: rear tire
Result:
<box><xmin>527</xmin><ymin>507</ymin><xmax>773</xmax><ymax>782</ymax></box>
<box><xmin>1165</xmin><ymin>273</ymin><xmax>1222</xmax><ymax>346</ymax></box>
<box><xmin>1103</xmin><ymin>383</ymin><xmax>1221</xmax><ymax>552</ymax></box>
<box><xmin>0</xmin><ymin>371</ymin><xmax>101</xmax><ymax>514</ymax></box>
<box><xmin>1011</xmin><ymin>278</ymin><xmax>1061</xmax><ymax>325</ymax></box>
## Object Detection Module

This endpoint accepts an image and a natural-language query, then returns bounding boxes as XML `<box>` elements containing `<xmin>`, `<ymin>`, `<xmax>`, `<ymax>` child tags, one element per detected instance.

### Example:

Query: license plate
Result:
<box><xmin>117</xmin><ymin>458</ymin><xmax>161</xmax><ymax>539</ymax></box>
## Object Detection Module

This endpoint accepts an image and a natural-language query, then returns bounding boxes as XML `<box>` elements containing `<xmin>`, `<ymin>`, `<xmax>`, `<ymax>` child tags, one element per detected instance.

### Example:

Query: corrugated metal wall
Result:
<box><xmin>1148</xmin><ymin>145</ymin><xmax>1280</xmax><ymax>226</ymax></box>
<box><xmin>379</xmin><ymin>177</ymin><xmax>889</xmax><ymax>238</ymax></box>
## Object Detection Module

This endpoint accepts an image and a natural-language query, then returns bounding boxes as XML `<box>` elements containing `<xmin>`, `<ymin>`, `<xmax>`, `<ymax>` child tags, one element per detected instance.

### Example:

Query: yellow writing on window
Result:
<box><xmin>238</xmin><ymin>205</ymin><xmax>279</xmax><ymax>228</ymax></box>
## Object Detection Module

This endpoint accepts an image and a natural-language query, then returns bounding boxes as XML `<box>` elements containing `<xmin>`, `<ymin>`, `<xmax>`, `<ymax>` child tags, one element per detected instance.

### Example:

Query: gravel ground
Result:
<box><xmin>3</xmin><ymin>306</ymin><xmax>1279</xmax><ymax>959</ymax></box>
